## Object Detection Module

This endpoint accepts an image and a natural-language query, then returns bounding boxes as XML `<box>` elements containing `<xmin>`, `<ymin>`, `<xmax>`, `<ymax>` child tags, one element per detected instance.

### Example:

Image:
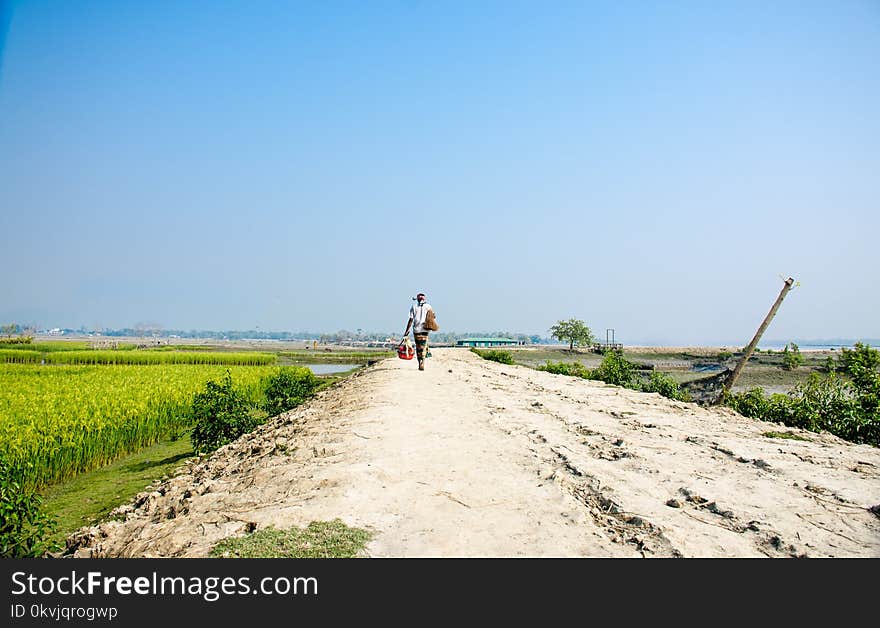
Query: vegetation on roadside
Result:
<box><xmin>537</xmin><ymin>350</ymin><xmax>690</xmax><ymax>401</ymax></box>
<box><xmin>41</xmin><ymin>435</ymin><xmax>196</xmax><ymax>552</ymax></box>
<box><xmin>537</xmin><ymin>360</ymin><xmax>592</xmax><ymax>378</ymax></box>
<box><xmin>523</xmin><ymin>342</ymin><xmax>875</xmax><ymax>445</ymax></box>
<box><xmin>470</xmin><ymin>348</ymin><xmax>515</xmax><ymax>365</ymax></box>
<box><xmin>726</xmin><ymin>343</ymin><xmax>879</xmax><ymax>447</ymax></box>
<box><xmin>190</xmin><ymin>366</ymin><xmax>321</xmax><ymax>453</ymax></box>
<box><xmin>262</xmin><ymin>367</ymin><xmax>320</xmax><ymax>416</ymax></box>
<box><xmin>589</xmin><ymin>349</ymin><xmax>638</xmax><ymax>387</ymax></box>
<box><xmin>190</xmin><ymin>371</ymin><xmax>260</xmax><ymax>454</ymax></box>
<box><xmin>642</xmin><ymin>371</ymin><xmax>691</xmax><ymax>401</ymax></box>
<box><xmin>0</xmin><ymin>455</ymin><xmax>57</xmax><ymax>558</ymax></box>
<box><xmin>210</xmin><ymin>519</ymin><xmax>372</xmax><ymax>558</ymax></box>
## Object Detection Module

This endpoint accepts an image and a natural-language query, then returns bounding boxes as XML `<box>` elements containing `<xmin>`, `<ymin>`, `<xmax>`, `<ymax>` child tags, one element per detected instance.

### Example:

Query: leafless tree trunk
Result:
<box><xmin>718</xmin><ymin>277</ymin><xmax>795</xmax><ymax>402</ymax></box>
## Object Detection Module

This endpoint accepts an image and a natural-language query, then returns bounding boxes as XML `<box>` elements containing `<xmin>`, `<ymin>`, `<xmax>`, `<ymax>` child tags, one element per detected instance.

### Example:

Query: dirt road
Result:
<box><xmin>67</xmin><ymin>349</ymin><xmax>880</xmax><ymax>557</ymax></box>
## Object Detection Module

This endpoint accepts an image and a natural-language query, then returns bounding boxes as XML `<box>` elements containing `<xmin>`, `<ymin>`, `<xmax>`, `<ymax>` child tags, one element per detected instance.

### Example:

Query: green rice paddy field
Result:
<box><xmin>0</xmin><ymin>363</ymin><xmax>279</xmax><ymax>488</ymax></box>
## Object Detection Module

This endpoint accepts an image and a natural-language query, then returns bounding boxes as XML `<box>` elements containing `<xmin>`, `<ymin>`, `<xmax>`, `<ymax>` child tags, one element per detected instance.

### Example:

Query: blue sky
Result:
<box><xmin>1</xmin><ymin>1</ymin><xmax>878</xmax><ymax>344</ymax></box>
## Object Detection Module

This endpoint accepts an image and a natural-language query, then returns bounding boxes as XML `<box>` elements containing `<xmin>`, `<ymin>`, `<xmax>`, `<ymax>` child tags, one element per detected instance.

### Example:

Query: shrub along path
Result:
<box><xmin>66</xmin><ymin>349</ymin><xmax>880</xmax><ymax>557</ymax></box>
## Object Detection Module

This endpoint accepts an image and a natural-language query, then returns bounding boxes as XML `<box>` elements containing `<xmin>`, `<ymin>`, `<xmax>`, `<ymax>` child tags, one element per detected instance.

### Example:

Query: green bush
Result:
<box><xmin>589</xmin><ymin>350</ymin><xmax>637</xmax><ymax>388</ymax></box>
<box><xmin>470</xmin><ymin>348</ymin><xmax>514</xmax><ymax>365</ymax></box>
<box><xmin>790</xmin><ymin>373</ymin><xmax>865</xmax><ymax>437</ymax></box>
<box><xmin>727</xmin><ymin>370</ymin><xmax>878</xmax><ymax>446</ymax></box>
<box><xmin>642</xmin><ymin>371</ymin><xmax>691</xmax><ymax>402</ymax></box>
<box><xmin>263</xmin><ymin>367</ymin><xmax>319</xmax><ymax>416</ymax></box>
<box><xmin>190</xmin><ymin>371</ymin><xmax>259</xmax><ymax>453</ymax></box>
<box><xmin>537</xmin><ymin>361</ymin><xmax>591</xmax><ymax>378</ymax></box>
<box><xmin>781</xmin><ymin>342</ymin><xmax>803</xmax><ymax>371</ymax></box>
<box><xmin>538</xmin><ymin>354</ymin><xmax>693</xmax><ymax>403</ymax></box>
<box><xmin>725</xmin><ymin>387</ymin><xmax>769</xmax><ymax>418</ymax></box>
<box><xmin>0</xmin><ymin>455</ymin><xmax>57</xmax><ymax>557</ymax></box>
<box><xmin>840</xmin><ymin>343</ymin><xmax>880</xmax><ymax>389</ymax></box>
<box><xmin>838</xmin><ymin>346</ymin><xmax>879</xmax><ymax>440</ymax></box>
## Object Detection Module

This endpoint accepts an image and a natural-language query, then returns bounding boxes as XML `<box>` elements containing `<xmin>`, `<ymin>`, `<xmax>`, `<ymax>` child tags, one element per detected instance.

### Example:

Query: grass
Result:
<box><xmin>41</xmin><ymin>433</ymin><xmax>197</xmax><ymax>551</ymax></box>
<box><xmin>210</xmin><ymin>519</ymin><xmax>372</xmax><ymax>558</ymax></box>
<box><xmin>762</xmin><ymin>431</ymin><xmax>811</xmax><ymax>441</ymax></box>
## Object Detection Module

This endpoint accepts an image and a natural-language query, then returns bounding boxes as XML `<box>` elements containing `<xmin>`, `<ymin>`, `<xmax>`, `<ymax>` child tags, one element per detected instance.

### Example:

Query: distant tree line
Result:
<box><xmin>14</xmin><ymin>325</ymin><xmax>553</xmax><ymax>344</ymax></box>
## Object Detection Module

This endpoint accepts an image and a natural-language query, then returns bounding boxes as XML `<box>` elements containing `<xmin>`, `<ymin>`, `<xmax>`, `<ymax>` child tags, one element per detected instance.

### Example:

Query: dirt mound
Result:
<box><xmin>66</xmin><ymin>349</ymin><xmax>880</xmax><ymax>558</ymax></box>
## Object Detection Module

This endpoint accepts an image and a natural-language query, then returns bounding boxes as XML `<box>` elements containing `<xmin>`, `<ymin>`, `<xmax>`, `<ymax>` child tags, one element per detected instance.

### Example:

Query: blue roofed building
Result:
<box><xmin>456</xmin><ymin>337</ymin><xmax>519</xmax><ymax>347</ymax></box>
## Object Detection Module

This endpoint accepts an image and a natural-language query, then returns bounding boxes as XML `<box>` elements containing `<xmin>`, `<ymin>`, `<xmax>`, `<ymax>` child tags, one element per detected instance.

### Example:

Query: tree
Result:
<box><xmin>781</xmin><ymin>342</ymin><xmax>803</xmax><ymax>371</ymax></box>
<box><xmin>549</xmin><ymin>318</ymin><xmax>595</xmax><ymax>351</ymax></box>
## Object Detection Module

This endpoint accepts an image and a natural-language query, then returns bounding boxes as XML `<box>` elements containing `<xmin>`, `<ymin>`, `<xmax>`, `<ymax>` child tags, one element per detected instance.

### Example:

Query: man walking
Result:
<box><xmin>402</xmin><ymin>292</ymin><xmax>434</xmax><ymax>371</ymax></box>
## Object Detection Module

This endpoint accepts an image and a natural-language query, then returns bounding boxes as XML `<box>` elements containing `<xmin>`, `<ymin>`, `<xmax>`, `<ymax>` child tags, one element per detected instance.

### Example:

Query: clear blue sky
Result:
<box><xmin>1</xmin><ymin>1</ymin><xmax>878</xmax><ymax>344</ymax></box>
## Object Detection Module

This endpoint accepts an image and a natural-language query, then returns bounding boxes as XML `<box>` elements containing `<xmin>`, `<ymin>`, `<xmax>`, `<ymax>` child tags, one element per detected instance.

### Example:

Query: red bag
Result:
<box><xmin>397</xmin><ymin>340</ymin><xmax>414</xmax><ymax>360</ymax></box>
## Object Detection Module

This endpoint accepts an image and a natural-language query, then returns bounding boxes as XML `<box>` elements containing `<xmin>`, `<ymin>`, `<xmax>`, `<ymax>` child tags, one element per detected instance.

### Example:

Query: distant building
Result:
<box><xmin>456</xmin><ymin>337</ymin><xmax>518</xmax><ymax>347</ymax></box>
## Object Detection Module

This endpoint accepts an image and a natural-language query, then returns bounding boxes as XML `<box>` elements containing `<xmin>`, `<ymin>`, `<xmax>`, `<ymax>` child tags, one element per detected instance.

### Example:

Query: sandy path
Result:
<box><xmin>67</xmin><ymin>349</ymin><xmax>880</xmax><ymax>558</ymax></box>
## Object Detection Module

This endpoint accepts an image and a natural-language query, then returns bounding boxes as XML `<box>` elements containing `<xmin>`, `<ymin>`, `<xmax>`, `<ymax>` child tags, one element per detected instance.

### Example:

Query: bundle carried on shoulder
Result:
<box><xmin>424</xmin><ymin>308</ymin><xmax>439</xmax><ymax>331</ymax></box>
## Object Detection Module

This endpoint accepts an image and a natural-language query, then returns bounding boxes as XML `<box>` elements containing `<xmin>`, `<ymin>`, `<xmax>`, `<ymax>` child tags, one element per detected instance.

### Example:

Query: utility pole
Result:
<box><xmin>718</xmin><ymin>277</ymin><xmax>796</xmax><ymax>401</ymax></box>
